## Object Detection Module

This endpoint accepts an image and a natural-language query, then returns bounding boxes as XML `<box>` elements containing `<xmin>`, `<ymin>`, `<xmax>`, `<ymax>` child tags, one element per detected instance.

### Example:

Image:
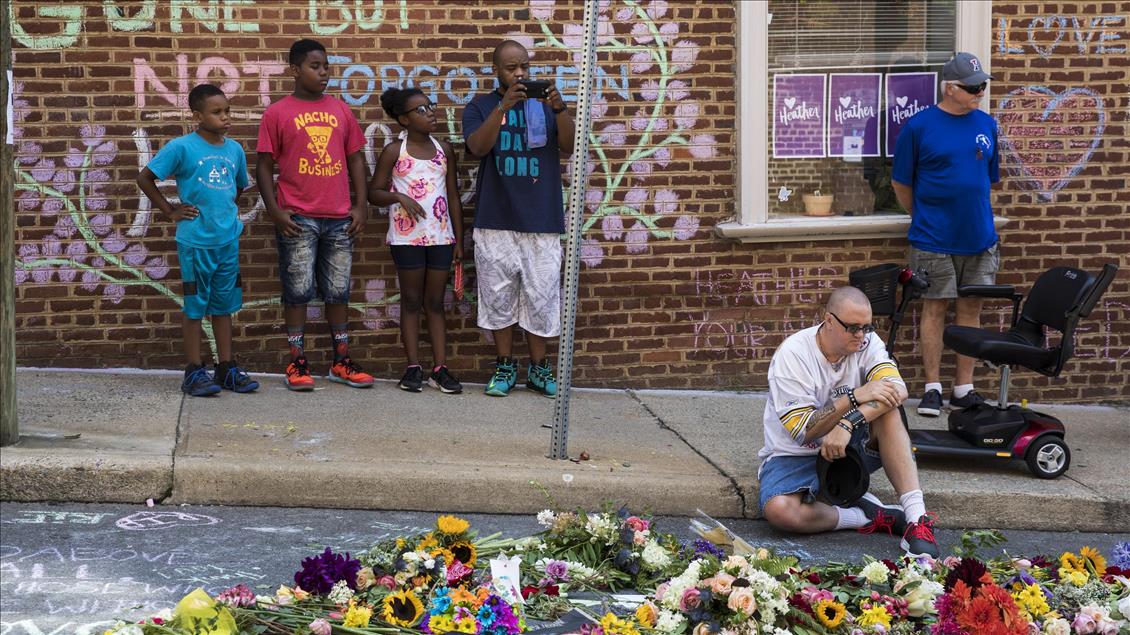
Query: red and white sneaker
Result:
<box><xmin>328</xmin><ymin>356</ymin><xmax>374</xmax><ymax>388</ymax></box>
<box><xmin>901</xmin><ymin>513</ymin><xmax>940</xmax><ymax>558</ymax></box>
<box><xmin>285</xmin><ymin>356</ymin><xmax>315</xmax><ymax>392</ymax></box>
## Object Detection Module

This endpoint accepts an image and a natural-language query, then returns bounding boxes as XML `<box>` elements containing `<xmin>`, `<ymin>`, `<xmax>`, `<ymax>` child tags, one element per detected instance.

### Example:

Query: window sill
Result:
<box><xmin>714</xmin><ymin>215</ymin><xmax>1010</xmax><ymax>244</ymax></box>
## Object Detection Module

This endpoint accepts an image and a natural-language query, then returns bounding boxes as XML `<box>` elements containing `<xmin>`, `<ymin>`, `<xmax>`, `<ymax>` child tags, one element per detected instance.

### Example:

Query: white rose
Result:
<box><xmin>859</xmin><ymin>561</ymin><xmax>889</xmax><ymax>585</ymax></box>
<box><xmin>1117</xmin><ymin>595</ymin><xmax>1130</xmax><ymax>620</ymax></box>
<box><xmin>1043</xmin><ymin>617</ymin><xmax>1071</xmax><ymax>635</ymax></box>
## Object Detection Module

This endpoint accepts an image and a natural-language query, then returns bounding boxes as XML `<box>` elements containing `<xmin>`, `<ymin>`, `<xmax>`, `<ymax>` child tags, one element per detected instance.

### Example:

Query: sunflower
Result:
<box><xmin>1079</xmin><ymin>546</ymin><xmax>1107</xmax><ymax>574</ymax></box>
<box><xmin>450</xmin><ymin>540</ymin><xmax>478</xmax><ymax>566</ymax></box>
<box><xmin>1059</xmin><ymin>552</ymin><xmax>1085</xmax><ymax>573</ymax></box>
<box><xmin>418</xmin><ymin>533</ymin><xmax>440</xmax><ymax>550</ymax></box>
<box><xmin>814</xmin><ymin>599</ymin><xmax>846</xmax><ymax>629</ymax></box>
<box><xmin>383</xmin><ymin>590</ymin><xmax>424</xmax><ymax>627</ymax></box>
<box><xmin>437</xmin><ymin>515</ymin><xmax>470</xmax><ymax>535</ymax></box>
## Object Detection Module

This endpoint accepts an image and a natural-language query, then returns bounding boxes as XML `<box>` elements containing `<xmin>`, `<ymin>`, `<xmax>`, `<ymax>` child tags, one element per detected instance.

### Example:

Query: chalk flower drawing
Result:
<box><xmin>523</xmin><ymin>0</ymin><xmax>715</xmax><ymax>266</ymax></box>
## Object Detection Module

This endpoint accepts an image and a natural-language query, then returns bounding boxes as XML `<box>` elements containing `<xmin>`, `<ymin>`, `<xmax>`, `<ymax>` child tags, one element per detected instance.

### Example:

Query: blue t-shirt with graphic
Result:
<box><xmin>146</xmin><ymin>132</ymin><xmax>249</xmax><ymax>248</ymax></box>
<box><xmin>462</xmin><ymin>91</ymin><xmax>565</xmax><ymax>234</ymax></box>
<box><xmin>892</xmin><ymin>105</ymin><xmax>1000</xmax><ymax>255</ymax></box>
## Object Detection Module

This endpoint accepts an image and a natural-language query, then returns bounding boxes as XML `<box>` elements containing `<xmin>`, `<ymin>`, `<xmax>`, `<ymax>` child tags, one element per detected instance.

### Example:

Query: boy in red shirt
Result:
<box><xmin>256</xmin><ymin>39</ymin><xmax>373</xmax><ymax>390</ymax></box>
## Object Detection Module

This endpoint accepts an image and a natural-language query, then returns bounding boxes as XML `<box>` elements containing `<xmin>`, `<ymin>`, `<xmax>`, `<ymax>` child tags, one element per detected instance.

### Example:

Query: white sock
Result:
<box><xmin>834</xmin><ymin>505</ymin><xmax>868</xmax><ymax>530</ymax></box>
<box><xmin>899</xmin><ymin>489</ymin><xmax>926</xmax><ymax>523</ymax></box>
<box><xmin>953</xmin><ymin>384</ymin><xmax>974</xmax><ymax>399</ymax></box>
<box><xmin>925</xmin><ymin>382</ymin><xmax>943</xmax><ymax>395</ymax></box>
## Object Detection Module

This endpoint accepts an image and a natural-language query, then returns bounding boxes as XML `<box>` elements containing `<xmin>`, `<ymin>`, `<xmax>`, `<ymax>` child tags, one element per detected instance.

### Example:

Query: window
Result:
<box><xmin>716</xmin><ymin>0</ymin><xmax>994</xmax><ymax>242</ymax></box>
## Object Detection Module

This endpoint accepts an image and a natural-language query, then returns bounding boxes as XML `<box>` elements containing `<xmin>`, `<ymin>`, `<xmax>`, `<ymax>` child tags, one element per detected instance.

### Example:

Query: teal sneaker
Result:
<box><xmin>484</xmin><ymin>357</ymin><xmax>517</xmax><ymax>397</ymax></box>
<box><xmin>527</xmin><ymin>359</ymin><xmax>557</xmax><ymax>398</ymax></box>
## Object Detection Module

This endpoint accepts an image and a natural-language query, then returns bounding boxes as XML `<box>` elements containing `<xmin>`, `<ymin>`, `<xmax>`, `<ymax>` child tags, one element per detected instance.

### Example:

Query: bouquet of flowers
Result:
<box><xmin>419</xmin><ymin>585</ymin><xmax>526</xmax><ymax>635</ymax></box>
<box><xmin>517</xmin><ymin>508</ymin><xmax>686</xmax><ymax>591</ymax></box>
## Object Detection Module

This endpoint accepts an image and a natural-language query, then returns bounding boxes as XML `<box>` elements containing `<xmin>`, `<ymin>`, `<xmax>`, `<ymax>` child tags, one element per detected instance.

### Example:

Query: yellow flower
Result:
<box><xmin>450</xmin><ymin>540</ymin><xmax>478</xmax><ymax>566</ymax></box>
<box><xmin>600</xmin><ymin>612</ymin><xmax>641</xmax><ymax>635</ymax></box>
<box><xmin>343</xmin><ymin>601</ymin><xmax>373</xmax><ymax>627</ymax></box>
<box><xmin>1079</xmin><ymin>546</ymin><xmax>1106</xmax><ymax>574</ymax></box>
<box><xmin>454</xmin><ymin>617</ymin><xmax>478</xmax><ymax>633</ymax></box>
<box><xmin>1061</xmin><ymin>569</ymin><xmax>1089</xmax><ymax>586</ymax></box>
<box><xmin>634</xmin><ymin>602</ymin><xmax>658</xmax><ymax>628</ymax></box>
<box><xmin>1059</xmin><ymin>552</ymin><xmax>1085</xmax><ymax>573</ymax></box>
<box><xmin>429</xmin><ymin>615</ymin><xmax>456</xmax><ymax>634</ymax></box>
<box><xmin>1011</xmin><ymin>583</ymin><xmax>1051</xmax><ymax>620</ymax></box>
<box><xmin>418</xmin><ymin>533</ymin><xmax>440</xmax><ymax>550</ymax></box>
<box><xmin>436</xmin><ymin>515</ymin><xmax>470</xmax><ymax>535</ymax></box>
<box><xmin>383</xmin><ymin>590</ymin><xmax>424</xmax><ymax>627</ymax></box>
<box><xmin>857</xmin><ymin>605</ymin><xmax>892</xmax><ymax>629</ymax></box>
<box><xmin>814</xmin><ymin>599</ymin><xmax>846</xmax><ymax>629</ymax></box>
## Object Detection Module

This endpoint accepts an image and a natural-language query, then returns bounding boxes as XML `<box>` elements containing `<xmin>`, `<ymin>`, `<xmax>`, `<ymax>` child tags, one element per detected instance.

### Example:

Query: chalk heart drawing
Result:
<box><xmin>998</xmin><ymin>86</ymin><xmax>1106</xmax><ymax>202</ymax></box>
<box><xmin>116</xmin><ymin>511</ymin><xmax>221</xmax><ymax>531</ymax></box>
<box><xmin>784</xmin><ymin>97</ymin><xmax>796</xmax><ymax>109</ymax></box>
<box><xmin>839</xmin><ymin>95</ymin><xmax>852</xmax><ymax>108</ymax></box>
<box><xmin>896</xmin><ymin>95</ymin><xmax>908</xmax><ymax>107</ymax></box>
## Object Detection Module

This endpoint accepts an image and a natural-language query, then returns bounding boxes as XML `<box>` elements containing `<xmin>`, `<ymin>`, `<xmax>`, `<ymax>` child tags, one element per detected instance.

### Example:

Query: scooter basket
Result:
<box><xmin>849</xmin><ymin>263</ymin><xmax>902</xmax><ymax>318</ymax></box>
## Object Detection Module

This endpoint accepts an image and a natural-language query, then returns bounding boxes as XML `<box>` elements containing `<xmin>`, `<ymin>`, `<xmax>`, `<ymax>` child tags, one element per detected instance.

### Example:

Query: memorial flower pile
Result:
<box><xmin>101</xmin><ymin>512</ymin><xmax>1129</xmax><ymax>635</ymax></box>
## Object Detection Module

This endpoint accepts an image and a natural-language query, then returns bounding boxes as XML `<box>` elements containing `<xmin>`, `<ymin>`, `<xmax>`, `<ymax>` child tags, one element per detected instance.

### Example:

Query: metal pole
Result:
<box><xmin>1</xmin><ymin>9</ymin><xmax>18</xmax><ymax>446</ymax></box>
<box><xmin>549</xmin><ymin>1</ymin><xmax>599</xmax><ymax>460</ymax></box>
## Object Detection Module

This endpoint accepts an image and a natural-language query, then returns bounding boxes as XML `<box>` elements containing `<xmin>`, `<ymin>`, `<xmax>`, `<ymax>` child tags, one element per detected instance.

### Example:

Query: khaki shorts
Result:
<box><xmin>909</xmin><ymin>243</ymin><xmax>1000</xmax><ymax>299</ymax></box>
<box><xmin>474</xmin><ymin>228</ymin><xmax>562</xmax><ymax>337</ymax></box>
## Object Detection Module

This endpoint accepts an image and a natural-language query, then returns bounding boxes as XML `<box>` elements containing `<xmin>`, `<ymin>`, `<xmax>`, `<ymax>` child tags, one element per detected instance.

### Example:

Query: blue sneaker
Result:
<box><xmin>527</xmin><ymin>359</ymin><xmax>557</xmax><ymax>398</ymax></box>
<box><xmin>216</xmin><ymin>361</ymin><xmax>259</xmax><ymax>393</ymax></box>
<box><xmin>484</xmin><ymin>357</ymin><xmax>517</xmax><ymax>397</ymax></box>
<box><xmin>182</xmin><ymin>364</ymin><xmax>221</xmax><ymax>397</ymax></box>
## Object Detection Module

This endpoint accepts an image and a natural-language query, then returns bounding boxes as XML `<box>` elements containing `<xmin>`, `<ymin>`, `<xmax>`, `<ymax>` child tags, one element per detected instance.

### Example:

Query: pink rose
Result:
<box><xmin>706</xmin><ymin>572</ymin><xmax>735</xmax><ymax>596</ymax></box>
<box><xmin>678</xmin><ymin>588</ymin><xmax>701</xmax><ymax>612</ymax></box>
<box><xmin>377</xmin><ymin>575</ymin><xmax>396</xmax><ymax>590</ymax></box>
<box><xmin>654</xmin><ymin>583</ymin><xmax>668</xmax><ymax>603</ymax></box>
<box><xmin>309</xmin><ymin>618</ymin><xmax>332</xmax><ymax>635</ymax></box>
<box><xmin>394</xmin><ymin>158</ymin><xmax>413</xmax><ymax>177</ymax></box>
<box><xmin>726</xmin><ymin>587</ymin><xmax>757</xmax><ymax>617</ymax></box>
<box><xmin>625</xmin><ymin>516</ymin><xmax>650</xmax><ymax>532</ymax></box>
<box><xmin>1073</xmin><ymin>612</ymin><xmax>1097</xmax><ymax>634</ymax></box>
<box><xmin>633</xmin><ymin>531</ymin><xmax>648</xmax><ymax>546</ymax></box>
<box><xmin>800</xmin><ymin>585</ymin><xmax>833</xmax><ymax>605</ymax></box>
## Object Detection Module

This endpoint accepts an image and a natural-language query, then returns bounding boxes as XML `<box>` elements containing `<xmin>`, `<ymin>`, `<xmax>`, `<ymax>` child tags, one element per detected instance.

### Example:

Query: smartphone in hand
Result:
<box><xmin>518</xmin><ymin>79</ymin><xmax>551</xmax><ymax>99</ymax></box>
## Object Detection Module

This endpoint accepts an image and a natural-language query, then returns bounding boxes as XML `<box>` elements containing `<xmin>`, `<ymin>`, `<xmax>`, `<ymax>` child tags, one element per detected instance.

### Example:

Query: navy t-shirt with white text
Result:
<box><xmin>462</xmin><ymin>91</ymin><xmax>565</xmax><ymax>234</ymax></box>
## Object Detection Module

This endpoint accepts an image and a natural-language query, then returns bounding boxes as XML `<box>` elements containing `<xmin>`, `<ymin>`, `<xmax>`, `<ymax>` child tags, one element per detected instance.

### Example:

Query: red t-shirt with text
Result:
<box><xmin>256</xmin><ymin>95</ymin><xmax>365</xmax><ymax>218</ymax></box>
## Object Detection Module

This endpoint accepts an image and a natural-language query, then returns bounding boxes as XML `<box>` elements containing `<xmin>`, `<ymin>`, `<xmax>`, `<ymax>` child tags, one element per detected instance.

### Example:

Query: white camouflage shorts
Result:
<box><xmin>473</xmin><ymin>228</ymin><xmax>562</xmax><ymax>337</ymax></box>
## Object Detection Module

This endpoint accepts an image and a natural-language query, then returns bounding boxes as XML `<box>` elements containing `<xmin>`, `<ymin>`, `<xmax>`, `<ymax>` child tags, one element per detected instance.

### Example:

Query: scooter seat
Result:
<box><xmin>943</xmin><ymin>325</ymin><xmax>1056</xmax><ymax>373</ymax></box>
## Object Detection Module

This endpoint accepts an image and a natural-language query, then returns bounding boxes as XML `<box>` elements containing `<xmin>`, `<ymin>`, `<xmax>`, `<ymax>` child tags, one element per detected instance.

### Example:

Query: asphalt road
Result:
<box><xmin>2</xmin><ymin>502</ymin><xmax>1126</xmax><ymax>634</ymax></box>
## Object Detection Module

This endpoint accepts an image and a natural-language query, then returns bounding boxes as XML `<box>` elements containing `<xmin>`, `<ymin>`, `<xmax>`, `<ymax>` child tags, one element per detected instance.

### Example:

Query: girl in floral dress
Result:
<box><xmin>368</xmin><ymin>87</ymin><xmax>464</xmax><ymax>394</ymax></box>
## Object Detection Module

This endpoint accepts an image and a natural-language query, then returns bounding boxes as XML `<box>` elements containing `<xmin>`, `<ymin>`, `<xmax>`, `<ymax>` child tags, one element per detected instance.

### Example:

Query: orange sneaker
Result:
<box><xmin>328</xmin><ymin>356</ymin><xmax>374</xmax><ymax>388</ymax></box>
<box><xmin>285</xmin><ymin>356</ymin><xmax>315</xmax><ymax>391</ymax></box>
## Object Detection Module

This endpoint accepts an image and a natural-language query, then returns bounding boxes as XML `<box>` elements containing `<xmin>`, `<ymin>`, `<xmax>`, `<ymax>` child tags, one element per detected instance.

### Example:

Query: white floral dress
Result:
<box><xmin>386</xmin><ymin>133</ymin><xmax>454</xmax><ymax>246</ymax></box>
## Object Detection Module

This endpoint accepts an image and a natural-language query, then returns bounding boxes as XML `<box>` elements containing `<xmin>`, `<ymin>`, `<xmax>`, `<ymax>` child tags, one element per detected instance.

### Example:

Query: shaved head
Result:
<box><xmin>826</xmin><ymin>286</ymin><xmax>871</xmax><ymax>314</ymax></box>
<box><xmin>492</xmin><ymin>40</ymin><xmax>527</xmax><ymax>66</ymax></box>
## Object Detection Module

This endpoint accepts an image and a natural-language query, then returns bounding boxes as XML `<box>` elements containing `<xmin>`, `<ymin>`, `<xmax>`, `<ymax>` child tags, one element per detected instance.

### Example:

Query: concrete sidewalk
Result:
<box><xmin>2</xmin><ymin>368</ymin><xmax>1127</xmax><ymax>532</ymax></box>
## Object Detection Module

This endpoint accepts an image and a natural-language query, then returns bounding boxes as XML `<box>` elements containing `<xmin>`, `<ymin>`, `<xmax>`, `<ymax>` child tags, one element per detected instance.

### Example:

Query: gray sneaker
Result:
<box><xmin>917</xmin><ymin>389</ymin><xmax>942</xmax><ymax>417</ymax></box>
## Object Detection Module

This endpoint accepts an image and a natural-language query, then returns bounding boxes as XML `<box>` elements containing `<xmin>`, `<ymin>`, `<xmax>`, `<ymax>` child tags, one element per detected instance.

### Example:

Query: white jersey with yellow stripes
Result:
<box><xmin>758</xmin><ymin>325</ymin><xmax>903</xmax><ymax>462</ymax></box>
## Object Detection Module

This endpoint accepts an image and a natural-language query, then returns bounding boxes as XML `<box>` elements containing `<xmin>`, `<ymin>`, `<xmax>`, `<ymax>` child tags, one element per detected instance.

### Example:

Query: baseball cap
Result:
<box><xmin>942</xmin><ymin>52</ymin><xmax>994</xmax><ymax>84</ymax></box>
<box><xmin>815</xmin><ymin>444</ymin><xmax>870</xmax><ymax>507</ymax></box>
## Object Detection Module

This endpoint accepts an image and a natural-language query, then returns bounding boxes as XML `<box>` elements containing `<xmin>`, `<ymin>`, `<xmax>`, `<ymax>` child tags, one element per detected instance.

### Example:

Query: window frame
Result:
<box><xmin>716</xmin><ymin>1</ymin><xmax>1000</xmax><ymax>243</ymax></box>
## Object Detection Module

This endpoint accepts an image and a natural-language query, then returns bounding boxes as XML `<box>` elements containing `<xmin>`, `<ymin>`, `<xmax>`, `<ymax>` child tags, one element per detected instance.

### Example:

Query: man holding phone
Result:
<box><xmin>463</xmin><ymin>40</ymin><xmax>575</xmax><ymax>398</ymax></box>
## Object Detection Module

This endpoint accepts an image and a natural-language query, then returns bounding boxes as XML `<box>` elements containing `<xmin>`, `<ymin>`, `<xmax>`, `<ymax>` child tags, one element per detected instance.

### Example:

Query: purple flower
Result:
<box><xmin>544</xmin><ymin>560</ymin><xmax>569</xmax><ymax>581</ymax></box>
<box><xmin>691</xmin><ymin>538</ymin><xmax>725</xmax><ymax>559</ymax></box>
<box><xmin>294</xmin><ymin>547</ymin><xmax>362</xmax><ymax>595</ymax></box>
<box><xmin>1112</xmin><ymin>541</ymin><xmax>1130</xmax><ymax>569</ymax></box>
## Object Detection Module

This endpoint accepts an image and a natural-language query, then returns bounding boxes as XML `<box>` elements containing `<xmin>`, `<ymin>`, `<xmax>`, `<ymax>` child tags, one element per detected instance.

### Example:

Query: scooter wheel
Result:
<box><xmin>1025</xmin><ymin>436</ymin><xmax>1070</xmax><ymax>479</ymax></box>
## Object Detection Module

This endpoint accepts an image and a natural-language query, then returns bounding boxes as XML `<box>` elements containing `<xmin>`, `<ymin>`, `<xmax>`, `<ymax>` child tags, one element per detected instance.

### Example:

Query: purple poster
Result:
<box><xmin>885</xmin><ymin>72</ymin><xmax>937</xmax><ymax>156</ymax></box>
<box><xmin>827</xmin><ymin>74</ymin><xmax>881</xmax><ymax>158</ymax></box>
<box><xmin>773</xmin><ymin>74</ymin><xmax>826</xmax><ymax>158</ymax></box>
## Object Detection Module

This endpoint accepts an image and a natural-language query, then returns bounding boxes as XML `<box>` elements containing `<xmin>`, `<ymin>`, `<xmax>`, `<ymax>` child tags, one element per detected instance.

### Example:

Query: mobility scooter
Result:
<box><xmin>849</xmin><ymin>262</ymin><xmax>1118</xmax><ymax>478</ymax></box>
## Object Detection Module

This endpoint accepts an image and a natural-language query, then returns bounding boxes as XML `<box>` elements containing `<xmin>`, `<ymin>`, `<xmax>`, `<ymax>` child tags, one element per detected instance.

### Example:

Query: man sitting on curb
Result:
<box><xmin>757</xmin><ymin>286</ymin><xmax>940</xmax><ymax>558</ymax></box>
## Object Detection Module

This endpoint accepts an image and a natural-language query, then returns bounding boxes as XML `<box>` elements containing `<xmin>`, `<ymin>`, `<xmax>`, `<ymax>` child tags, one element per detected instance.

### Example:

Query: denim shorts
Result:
<box><xmin>276</xmin><ymin>215</ymin><xmax>353</xmax><ymax>306</ymax></box>
<box><xmin>909</xmin><ymin>242</ymin><xmax>1000</xmax><ymax>299</ymax></box>
<box><xmin>177</xmin><ymin>240</ymin><xmax>242</xmax><ymax>320</ymax></box>
<box><xmin>757</xmin><ymin>426</ymin><xmax>884</xmax><ymax>511</ymax></box>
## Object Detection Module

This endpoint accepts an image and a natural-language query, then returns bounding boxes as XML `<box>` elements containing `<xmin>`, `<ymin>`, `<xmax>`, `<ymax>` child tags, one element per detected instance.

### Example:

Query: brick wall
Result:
<box><xmin>8</xmin><ymin>1</ymin><xmax>1129</xmax><ymax>403</ymax></box>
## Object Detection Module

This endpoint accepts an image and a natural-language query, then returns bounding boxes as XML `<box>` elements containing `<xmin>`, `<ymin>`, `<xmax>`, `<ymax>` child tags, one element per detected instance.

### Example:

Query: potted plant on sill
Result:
<box><xmin>803</xmin><ymin>188</ymin><xmax>835</xmax><ymax>216</ymax></box>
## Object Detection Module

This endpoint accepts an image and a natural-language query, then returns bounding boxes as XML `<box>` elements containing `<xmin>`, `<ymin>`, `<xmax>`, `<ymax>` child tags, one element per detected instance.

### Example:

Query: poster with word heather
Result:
<box><xmin>885</xmin><ymin>72</ymin><xmax>937</xmax><ymax>156</ymax></box>
<box><xmin>827</xmin><ymin>73</ymin><xmax>881</xmax><ymax>158</ymax></box>
<box><xmin>773</xmin><ymin>74</ymin><xmax>827</xmax><ymax>158</ymax></box>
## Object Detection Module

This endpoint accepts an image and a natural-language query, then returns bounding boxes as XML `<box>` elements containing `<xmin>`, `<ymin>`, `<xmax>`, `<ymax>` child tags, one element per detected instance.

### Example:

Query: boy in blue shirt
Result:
<box><xmin>137</xmin><ymin>83</ymin><xmax>259</xmax><ymax>396</ymax></box>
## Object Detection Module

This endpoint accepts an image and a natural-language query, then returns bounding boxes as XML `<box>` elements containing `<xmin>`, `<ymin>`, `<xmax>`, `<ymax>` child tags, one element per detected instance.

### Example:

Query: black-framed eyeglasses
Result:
<box><xmin>400</xmin><ymin>102</ymin><xmax>436</xmax><ymax>116</ymax></box>
<box><xmin>829</xmin><ymin>311</ymin><xmax>876</xmax><ymax>335</ymax></box>
<box><xmin>956</xmin><ymin>82</ymin><xmax>987</xmax><ymax>95</ymax></box>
